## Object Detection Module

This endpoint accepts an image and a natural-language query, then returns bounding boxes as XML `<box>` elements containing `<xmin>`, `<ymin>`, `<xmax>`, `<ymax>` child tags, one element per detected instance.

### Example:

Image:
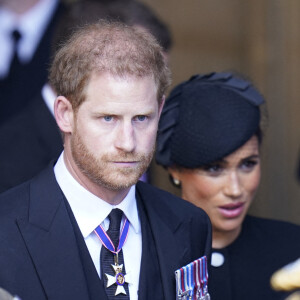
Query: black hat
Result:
<box><xmin>156</xmin><ymin>72</ymin><xmax>265</xmax><ymax>168</ymax></box>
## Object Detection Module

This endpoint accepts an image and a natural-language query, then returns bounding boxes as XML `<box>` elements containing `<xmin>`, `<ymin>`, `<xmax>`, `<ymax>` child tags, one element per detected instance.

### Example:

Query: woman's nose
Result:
<box><xmin>224</xmin><ymin>171</ymin><xmax>243</xmax><ymax>199</ymax></box>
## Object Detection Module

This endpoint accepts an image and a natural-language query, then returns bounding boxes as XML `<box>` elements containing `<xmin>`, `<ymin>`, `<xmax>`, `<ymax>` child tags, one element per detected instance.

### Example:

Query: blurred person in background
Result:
<box><xmin>0</xmin><ymin>0</ymin><xmax>65</xmax><ymax>123</ymax></box>
<box><xmin>156</xmin><ymin>71</ymin><xmax>300</xmax><ymax>300</ymax></box>
<box><xmin>104</xmin><ymin>0</ymin><xmax>172</xmax><ymax>62</ymax></box>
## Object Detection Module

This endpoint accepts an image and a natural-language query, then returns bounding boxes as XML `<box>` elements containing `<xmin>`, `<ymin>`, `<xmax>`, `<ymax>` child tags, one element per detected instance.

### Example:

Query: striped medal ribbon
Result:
<box><xmin>94</xmin><ymin>216</ymin><xmax>130</xmax><ymax>295</ymax></box>
<box><xmin>94</xmin><ymin>217</ymin><xmax>130</xmax><ymax>255</ymax></box>
<box><xmin>175</xmin><ymin>256</ymin><xmax>210</xmax><ymax>300</ymax></box>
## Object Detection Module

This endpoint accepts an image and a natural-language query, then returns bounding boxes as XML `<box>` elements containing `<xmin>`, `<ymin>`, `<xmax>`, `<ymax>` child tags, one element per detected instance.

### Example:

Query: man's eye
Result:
<box><xmin>103</xmin><ymin>116</ymin><xmax>113</xmax><ymax>122</ymax></box>
<box><xmin>135</xmin><ymin>115</ymin><xmax>147</xmax><ymax>121</ymax></box>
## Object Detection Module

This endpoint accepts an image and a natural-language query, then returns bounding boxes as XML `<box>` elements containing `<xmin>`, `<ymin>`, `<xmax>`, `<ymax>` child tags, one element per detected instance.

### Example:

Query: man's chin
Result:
<box><xmin>96</xmin><ymin>170</ymin><xmax>144</xmax><ymax>191</ymax></box>
<box><xmin>100</xmin><ymin>178</ymin><xmax>138</xmax><ymax>191</ymax></box>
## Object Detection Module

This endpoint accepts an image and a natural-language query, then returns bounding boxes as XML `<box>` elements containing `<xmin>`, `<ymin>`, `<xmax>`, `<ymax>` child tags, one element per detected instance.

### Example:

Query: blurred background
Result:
<box><xmin>139</xmin><ymin>0</ymin><xmax>300</xmax><ymax>224</ymax></box>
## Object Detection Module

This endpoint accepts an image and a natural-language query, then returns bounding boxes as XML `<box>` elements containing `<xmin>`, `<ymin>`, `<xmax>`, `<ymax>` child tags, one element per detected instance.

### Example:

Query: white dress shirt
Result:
<box><xmin>54</xmin><ymin>152</ymin><xmax>142</xmax><ymax>300</ymax></box>
<box><xmin>0</xmin><ymin>0</ymin><xmax>59</xmax><ymax>78</ymax></box>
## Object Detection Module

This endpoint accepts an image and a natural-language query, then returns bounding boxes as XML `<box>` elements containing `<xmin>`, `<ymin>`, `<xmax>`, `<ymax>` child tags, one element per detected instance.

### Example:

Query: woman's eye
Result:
<box><xmin>208</xmin><ymin>165</ymin><xmax>221</xmax><ymax>172</ymax></box>
<box><xmin>202</xmin><ymin>164</ymin><xmax>223</xmax><ymax>175</ymax></box>
<box><xmin>241</xmin><ymin>160</ymin><xmax>258</xmax><ymax>171</ymax></box>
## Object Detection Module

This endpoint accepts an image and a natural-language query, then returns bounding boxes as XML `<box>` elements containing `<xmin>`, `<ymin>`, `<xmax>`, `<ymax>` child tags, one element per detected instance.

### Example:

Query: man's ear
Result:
<box><xmin>158</xmin><ymin>95</ymin><xmax>165</xmax><ymax>118</ymax></box>
<box><xmin>54</xmin><ymin>96</ymin><xmax>74</xmax><ymax>134</ymax></box>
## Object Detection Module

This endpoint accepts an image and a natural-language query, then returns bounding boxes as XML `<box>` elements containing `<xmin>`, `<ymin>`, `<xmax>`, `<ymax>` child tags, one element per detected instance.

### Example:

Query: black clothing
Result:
<box><xmin>101</xmin><ymin>209</ymin><xmax>130</xmax><ymax>299</ymax></box>
<box><xmin>156</xmin><ymin>72</ymin><xmax>264</xmax><ymax>169</ymax></box>
<box><xmin>0</xmin><ymin>91</ymin><xmax>62</xmax><ymax>193</ymax></box>
<box><xmin>209</xmin><ymin>215</ymin><xmax>300</xmax><ymax>299</ymax></box>
<box><xmin>0</xmin><ymin>165</ymin><xmax>211</xmax><ymax>300</ymax></box>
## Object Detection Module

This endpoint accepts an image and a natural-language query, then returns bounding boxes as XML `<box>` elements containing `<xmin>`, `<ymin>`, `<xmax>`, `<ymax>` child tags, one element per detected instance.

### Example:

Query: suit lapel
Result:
<box><xmin>17</xmin><ymin>166</ymin><xmax>90</xmax><ymax>300</ymax></box>
<box><xmin>136</xmin><ymin>182</ymin><xmax>192</xmax><ymax>300</ymax></box>
<box><xmin>136</xmin><ymin>196</ymin><xmax>164</xmax><ymax>300</ymax></box>
<box><xmin>63</xmin><ymin>198</ymin><xmax>108</xmax><ymax>300</ymax></box>
<box><xmin>17</xmin><ymin>169</ymin><xmax>194</xmax><ymax>300</ymax></box>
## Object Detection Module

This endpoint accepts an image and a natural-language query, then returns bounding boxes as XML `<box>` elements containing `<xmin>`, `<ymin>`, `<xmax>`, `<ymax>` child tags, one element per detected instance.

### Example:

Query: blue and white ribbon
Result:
<box><xmin>94</xmin><ymin>217</ymin><xmax>130</xmax><ymax>254</ymax></box>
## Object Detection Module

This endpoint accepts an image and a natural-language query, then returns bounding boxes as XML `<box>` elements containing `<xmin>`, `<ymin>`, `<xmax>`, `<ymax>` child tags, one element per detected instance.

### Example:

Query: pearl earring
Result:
<box><xmin>173</xmin><ymin>178</ymin><xmax>180</xmax><ymax>186</ymax></box>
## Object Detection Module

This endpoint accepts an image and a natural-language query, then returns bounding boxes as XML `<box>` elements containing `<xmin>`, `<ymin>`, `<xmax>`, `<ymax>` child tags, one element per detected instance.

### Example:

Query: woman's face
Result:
<box><xmin>170</xmin><ymin>135</ymin><xmax>261</xmax><ymax>240</ymax></box>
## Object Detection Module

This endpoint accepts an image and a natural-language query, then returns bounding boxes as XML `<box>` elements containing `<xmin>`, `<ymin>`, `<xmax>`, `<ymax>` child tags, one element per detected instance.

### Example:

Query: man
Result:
<box><xmin>0</xmin><ymin>21</ymin><xmax>211</xmax><ymax>300</ymax></box>
<box><xmin>0</xmin><ymin>0</ymin><xmax>173</xmax><ymax>193</ymax></box>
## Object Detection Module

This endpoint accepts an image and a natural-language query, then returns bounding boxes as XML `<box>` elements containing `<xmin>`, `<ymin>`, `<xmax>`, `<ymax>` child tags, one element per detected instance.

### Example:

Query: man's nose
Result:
<box><xmin>114</xmin><ymin>122</ymin><xmax>136</xmax><ymax>153</ymax></box>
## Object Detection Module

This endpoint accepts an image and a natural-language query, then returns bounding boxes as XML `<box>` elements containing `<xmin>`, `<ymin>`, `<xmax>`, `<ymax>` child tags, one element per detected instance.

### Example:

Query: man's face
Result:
<box><xmin>69</xmin><ymin>72</ymin><xmax>162</xmax><ymax>192</ymax></box>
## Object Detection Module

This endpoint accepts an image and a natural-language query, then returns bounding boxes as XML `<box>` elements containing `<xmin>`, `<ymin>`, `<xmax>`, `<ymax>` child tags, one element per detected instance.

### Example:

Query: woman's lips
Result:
<box><xmin>218</xmin><ymin>202</ymin><xmax>245</xmax><ymax>218</ymax></box>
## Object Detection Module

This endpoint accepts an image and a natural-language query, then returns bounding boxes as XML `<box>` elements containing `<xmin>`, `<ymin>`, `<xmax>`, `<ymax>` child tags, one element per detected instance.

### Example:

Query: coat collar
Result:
<box><xmin>16</xmin><ymin>167</ymin><xmax>193</xmax><ymax>300</ymax></box>
<box><xmin>136</xmin><ymin>181</ymin><xmax>191</xmax><ymax>300</ymax></box>
<box><xmin>17</xmin><ymin>165</ymin><xmax>91</xmax><ymax>300</ymax></box>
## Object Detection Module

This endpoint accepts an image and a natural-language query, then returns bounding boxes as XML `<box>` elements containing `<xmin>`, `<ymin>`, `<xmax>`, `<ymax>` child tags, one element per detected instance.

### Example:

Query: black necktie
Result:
<box><xmin>8</xmin><ymin>29</ymin><xmax>22</xmax><ymax>77</ymax></box>
<box><xmin>101</xmin><ymin>209</ymin><xmax>130</xmax><ymax>299</ymax></box>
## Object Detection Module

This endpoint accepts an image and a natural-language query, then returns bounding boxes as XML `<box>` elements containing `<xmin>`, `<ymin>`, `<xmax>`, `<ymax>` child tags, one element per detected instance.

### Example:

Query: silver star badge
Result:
<box><xmin>105</xmin><ymin>264</ymin><xmax>130</xmax><ymax>295</ymax></box>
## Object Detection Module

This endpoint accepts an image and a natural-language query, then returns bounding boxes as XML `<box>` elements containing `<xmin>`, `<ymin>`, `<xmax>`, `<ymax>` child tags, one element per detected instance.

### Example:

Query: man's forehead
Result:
<box><xmin>90</xmin><ymin>70</ymin><xmax>156</xmax><ymax>82</ymax></box>
<box><xmin>86</xmin><ymin>72</ymin><xmax>157</xmax><ymax>94</ymax></box>
<box><xmin>80</xmin><ymin>71</ymin><xmax>159</xmax><ymax>109</ymax></box>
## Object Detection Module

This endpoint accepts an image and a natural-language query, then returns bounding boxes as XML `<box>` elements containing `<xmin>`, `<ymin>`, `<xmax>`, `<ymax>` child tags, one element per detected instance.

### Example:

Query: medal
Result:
<box><xmin>175</xmin><ymin>266</ymin><xmax>192</xmax><ymax>299</ymax></box>
<box><xmin>95</xmin><ymin>217</ymin><xmax>130</xmax><ymax>295</ymax></box>
<box><xmin>105</xmin><ymin>252</ymin><xmax>130</xmax><ymax>295</ymax></box>
<box><xmin>175</xmin><ymin>256</ymin><xmax>210</xmax><ymax>300</ymax></box>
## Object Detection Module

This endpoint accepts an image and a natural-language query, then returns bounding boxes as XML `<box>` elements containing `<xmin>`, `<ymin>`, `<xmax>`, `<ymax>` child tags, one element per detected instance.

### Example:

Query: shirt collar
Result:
<box><xmin>20</xmin><ymin>0</ymin><xmax>59</xmax><ymax>62</ymax></box>
<box><xmin>0</xmin><ymin>0</ymin><xmax>59</xmax><ymax>62</ymax></box>
<box><xmin>54</xmin><ymin>152</ymin><xmax>140</xmax><ymax>238</ymax></box>
<box><xmin>116</xmin><ymin>185</ymin><xmax>140</xmax><ymax>235</ymax></box>
<box><xmin>0</xmin><ymin>8</ymin><xmax>15</xmax><ymax>32</ymax></box>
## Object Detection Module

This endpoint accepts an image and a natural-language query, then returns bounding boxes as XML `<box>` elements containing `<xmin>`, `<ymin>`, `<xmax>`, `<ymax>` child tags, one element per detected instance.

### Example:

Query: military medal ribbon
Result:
<box><xmin>175</xmin><ymin>256</ymin><xmax>210</xmax><ymax>300</ymax></box>
<box><xmin>94</xmin><ymin>214</ymin><xmax>130</xmax><ymax>297</ymax></box>
<box><xmin>94</xmin><ymin>217</ymin><xmax>130</xmax><ymax>254</ymax></box>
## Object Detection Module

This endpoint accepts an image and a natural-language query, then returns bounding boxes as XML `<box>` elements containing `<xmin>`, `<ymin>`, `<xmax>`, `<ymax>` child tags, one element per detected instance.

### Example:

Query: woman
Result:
<box><xmin>156</xmin><ymin>72</ymin><xmax>300</xmax><ymax>300</ymax></box>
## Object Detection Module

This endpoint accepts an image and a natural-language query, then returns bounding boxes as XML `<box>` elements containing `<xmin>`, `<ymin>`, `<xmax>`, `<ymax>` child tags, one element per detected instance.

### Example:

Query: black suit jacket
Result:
<box><xmin>0</xmin><ymin>165</ymin><xmax>211</xmax><ymax>300</ymax></box>
<box><xmin>0</xmin><ymin>92</ymin><xmax>63</xmax><ymax>193</ymax></box>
